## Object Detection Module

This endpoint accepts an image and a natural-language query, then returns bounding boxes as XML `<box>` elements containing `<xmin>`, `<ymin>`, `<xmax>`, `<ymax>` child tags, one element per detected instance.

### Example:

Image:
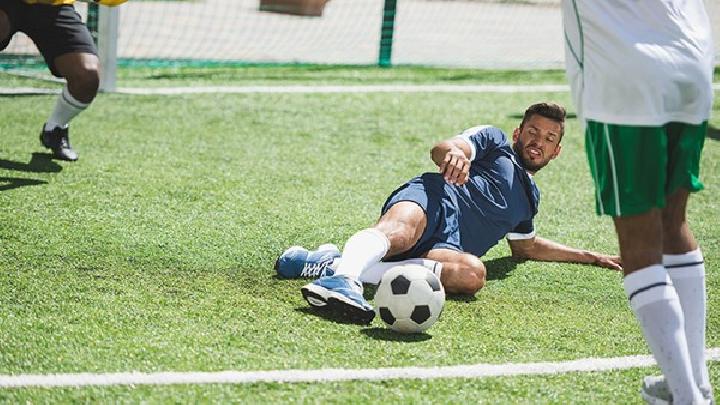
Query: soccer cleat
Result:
<box><xmin>301</xmin><ymin>274</ymin><xmax>375</xmax><ymax>324</ymax></box>
<box><xmin>40</xmin><ymin>125</ymin><xmax>78</xmax><ymax>161</ymax></box>
<box><xmin>641</xmin><ymin>375</ymin><xmax>714</xmax><ymax>405</ymax></box>
<box><xmin>274</xmin><ymin>244</ymin><xmax>340</xmax><ymax>279</ymax></box>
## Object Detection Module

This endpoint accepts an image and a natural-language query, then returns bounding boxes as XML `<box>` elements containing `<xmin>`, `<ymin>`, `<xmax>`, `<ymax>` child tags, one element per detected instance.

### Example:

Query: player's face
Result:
<box><xmin>512</xmin><ymin>114</ymin><xmax>563</xmax><ymax>173</ymax></box>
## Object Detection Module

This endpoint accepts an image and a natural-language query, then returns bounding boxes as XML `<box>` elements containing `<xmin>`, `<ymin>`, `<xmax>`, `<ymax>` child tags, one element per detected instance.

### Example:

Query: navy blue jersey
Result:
<box><xmin>382</xmin><ymin>125</ymin><xmax>540</xmax><ymax>259</ymax></box>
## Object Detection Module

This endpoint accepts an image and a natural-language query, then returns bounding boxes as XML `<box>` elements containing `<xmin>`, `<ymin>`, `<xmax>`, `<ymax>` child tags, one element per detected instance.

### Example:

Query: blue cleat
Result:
<box><xmin>274</xmin><ymin>244</ymin><xmax>340</xmax><ymax>279</ymax></box>
<box><xmin>301</xmin><ymin>274</ymin><xmax>375</xmax><ymax>324</ymax></box>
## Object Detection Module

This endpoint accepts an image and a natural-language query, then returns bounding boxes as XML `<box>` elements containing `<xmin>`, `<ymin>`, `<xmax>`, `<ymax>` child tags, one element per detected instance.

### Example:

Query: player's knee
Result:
<box><xmin>66</xmin><ymin>60</ymin><xmax>100</xmax><ymax>101</ymax></box>
<box><xmin>385</xmin><ymin>228</ymin><xmax>417</xmax><ymax>254</ymax></box>
<box><xmin>461</xmin><ymin>256</ymin><xmax>486</xmax><ymax>294</ymax></box>
<box><xmin>377</xmin><ymin>220</ymin><xmax>421</xmax><ymax>254</ymax></box>
<box><xmin>445</xmin><ymin>256</ymin><xmax>486</xmax><ymax>295</ymax></box>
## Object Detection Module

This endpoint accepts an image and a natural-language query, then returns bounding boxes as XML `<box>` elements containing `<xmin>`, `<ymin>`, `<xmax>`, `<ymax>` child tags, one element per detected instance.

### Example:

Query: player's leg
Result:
<box><xmin>423</xmin><ymin>248</ymin><xmax>485</xmax><ymax>295</ymax></box>
<box><xmin>301</xmin><ymin>201</ymin><xmax>426</xmax><ymax>324</ymax></box>
<box><xmin>333</xmin><ymin>200</ymin><xmax>426</xmax><ymax>279</ymax></box>
<box><xmin>586</xmin><ymin>121</ymin><xmax>703</xmax><ymax>404</ymax></box>
<box><xmin>659</xmin><ymin>122</ymin><xmax>712</xmax><ymax>400</ymax></box>
<box><xmin>660</xmin><ymin>189</ymin><xmax>713</xmax><ymax>401</ymax></box>
<box><xmin>27</xmin><ymin>4</ymin><xmax>98</xmax><ymax>161</ymax></box>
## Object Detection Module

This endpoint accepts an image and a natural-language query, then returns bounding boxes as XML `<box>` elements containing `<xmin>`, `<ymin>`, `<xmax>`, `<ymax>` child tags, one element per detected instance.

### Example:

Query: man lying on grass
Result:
<box><xmin>275</xmin><ymin>102</ymin><xmax>621</xmax><ymax>324</ymax></box>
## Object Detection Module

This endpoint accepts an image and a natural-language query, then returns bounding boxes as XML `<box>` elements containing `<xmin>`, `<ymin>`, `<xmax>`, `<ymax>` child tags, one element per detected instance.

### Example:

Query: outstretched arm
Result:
<box><xmin>508</xmin><ymin>236</ymin><xmax>622</xmax><ymax>271</ymax></box>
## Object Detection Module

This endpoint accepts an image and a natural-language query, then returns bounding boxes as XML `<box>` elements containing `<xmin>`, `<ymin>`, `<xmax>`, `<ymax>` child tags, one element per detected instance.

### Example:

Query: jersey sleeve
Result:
<box><xmin>505</xmin><ymin>219</ymin><xmax>535</xmax><ymax>240</ymax></box>
<box><xmin>455</xmin><ymin>126</ymin><xmax>508</xmax><ymax>162</ymax></box>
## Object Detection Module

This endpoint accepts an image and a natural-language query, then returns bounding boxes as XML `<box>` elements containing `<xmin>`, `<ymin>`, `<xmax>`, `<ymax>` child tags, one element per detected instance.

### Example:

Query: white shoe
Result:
<box><xmin>641</xmin><ymin>375</ymin><xmax>714</xmax><ymax>405</ymax></box>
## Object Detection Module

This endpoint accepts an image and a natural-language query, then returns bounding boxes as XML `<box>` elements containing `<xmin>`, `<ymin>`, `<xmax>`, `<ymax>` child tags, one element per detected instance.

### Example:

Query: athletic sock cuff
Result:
<box><xmin>363</xmin><ymin>228</ymin><xmax>390</xmax><ymax>254</ymax></box>
<box><xmin>62</xmin><ymin>85</ymin><xmax>89</xmax><ymax>110</ymax></box>
<box><xmin>663</xmin><ymin>249</ymin><xmax>704</xmax><ymax>280</ymax></box>
<box><xmin>623</xmin><ymin>265</ymin><xmax>677</xmax><ymax>311</ymax></box>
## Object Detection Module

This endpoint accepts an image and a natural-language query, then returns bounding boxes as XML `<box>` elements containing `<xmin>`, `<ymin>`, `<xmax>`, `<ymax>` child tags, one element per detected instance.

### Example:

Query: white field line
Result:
<box><xmin>113</xmin><ymin>84</ymin><xmax>572</xmax><ymax>95</ymax></box>
<box><xmin>1</xmin><ymin>348</ymin><xmax>719</xmax><ymax>388</ymax></box>
<box><xmin>1</xmin><ymin>82</ymin><xmax>719</xmax><ymax>95</ymax></box>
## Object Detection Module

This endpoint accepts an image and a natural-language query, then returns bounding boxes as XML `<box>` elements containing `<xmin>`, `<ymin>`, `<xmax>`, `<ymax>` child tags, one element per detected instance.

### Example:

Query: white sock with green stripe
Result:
<box><xmin>45</xmin><ymin>84</ymin><xmax>88</xmax><ymax>131</ymax></box>
<box><xmin>664</xmin><ymin>249</ymin><xmax>711</xmax><ymax>393</ymax></box>
<box><xmin>623</xmin><ymin>264</ymin><xmax>703</xmax><ymax>404</ymax></box>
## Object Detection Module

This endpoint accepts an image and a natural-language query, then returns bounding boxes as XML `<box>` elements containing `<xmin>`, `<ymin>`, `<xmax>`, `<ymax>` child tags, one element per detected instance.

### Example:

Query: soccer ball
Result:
<box><xmin>374</xmin><ymin>264</ymin><xmax>445</xmax><ymax>334</ymax></box>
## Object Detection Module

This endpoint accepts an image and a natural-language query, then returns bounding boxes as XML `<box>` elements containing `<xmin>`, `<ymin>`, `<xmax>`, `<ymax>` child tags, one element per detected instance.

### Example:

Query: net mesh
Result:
<box><xmin>1</xmin><ymin>0</ymin><xmax>719</xmax><ymax>74</ymax></box>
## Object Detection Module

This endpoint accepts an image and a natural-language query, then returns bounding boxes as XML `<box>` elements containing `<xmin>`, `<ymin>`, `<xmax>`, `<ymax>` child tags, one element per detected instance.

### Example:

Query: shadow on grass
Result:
<box><xmin>360</xmin><ymin>327</ymin><xmax>432</xmax><ymax>342</ymax></box>
<box><xmin>446</xmin><ymin>256</ymin><xmax>520</xmax><ymax>302</ymax></box>
<box><xmin>0</xmin><ymin>152</ymin><xmax>62</xmax><ymax>173</ymax></box>
<box><xmin>708</xmin><ymin>125</ymin><xmax>720</xmax><ymax>141</ymax></box>
<box><xmin>0</xmin><ymin>177</ymin><xmax>47</xmax><ymax>191</ymax></box>
<box><xmin>484</xmin><ymin>256</ymin><xmax>520</xmax><ymax>281</ymax></box>
<box><xmin>0</xmin><ymin>153</ymin><xmax>60</xmax><ymax>192</ymax></box>
<box><xmin>294</xmin><ymin>306</ymin><xmax>371</xmax><ymax>326</ymax></box>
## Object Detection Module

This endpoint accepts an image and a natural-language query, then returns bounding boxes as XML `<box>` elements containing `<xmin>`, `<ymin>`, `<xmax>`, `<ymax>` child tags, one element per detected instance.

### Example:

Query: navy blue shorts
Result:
<box><xmin>381</xmin><ymin>173</ymin><xmax>463</xmax><ymax>261</ymax></box>
<box><xmin>0</xmin><ymin>1</ymin><xmax>97</xmax><ymax>77</ymax></box>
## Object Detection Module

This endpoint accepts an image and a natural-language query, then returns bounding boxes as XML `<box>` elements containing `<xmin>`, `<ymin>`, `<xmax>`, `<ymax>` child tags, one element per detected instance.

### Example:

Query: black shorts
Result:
<box><xmin>0</xmin><ymin>0</ymin><xmax>97</xmax><ymax>77</ymax></box>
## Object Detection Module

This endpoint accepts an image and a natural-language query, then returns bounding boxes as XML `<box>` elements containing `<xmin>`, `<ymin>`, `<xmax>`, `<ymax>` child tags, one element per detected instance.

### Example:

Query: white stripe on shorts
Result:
<box><xmin>603</xmin><ymin>123</ymin><xmax>621</xmax><ymax>216</ymax></box>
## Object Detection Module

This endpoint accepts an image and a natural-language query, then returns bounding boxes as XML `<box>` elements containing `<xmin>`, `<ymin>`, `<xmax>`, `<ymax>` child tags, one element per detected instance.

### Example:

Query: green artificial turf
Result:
<box><xmin>0</xmin><ymin>78</ymin><xmax>718</xmax><ymax>403</ymax></box>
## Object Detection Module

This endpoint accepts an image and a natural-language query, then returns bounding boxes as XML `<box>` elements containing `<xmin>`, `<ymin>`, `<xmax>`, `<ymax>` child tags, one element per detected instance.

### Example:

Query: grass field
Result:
<box><xmin>0</xmin><ymin>67</ymin><xmax>718</xmax><ymax>403</ymax></box>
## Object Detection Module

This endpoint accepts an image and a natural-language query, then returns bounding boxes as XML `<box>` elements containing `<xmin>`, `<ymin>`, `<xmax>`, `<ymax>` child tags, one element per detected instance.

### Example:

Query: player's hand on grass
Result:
<box><xmin>439</xmin><ymin>148</ymin><xmax>470</xmax><ymax>185</ymax></box>
<box><xmin>593</xmin><ymin>254</ymin><xmax>622</xmax><ymax>271</ymax></box>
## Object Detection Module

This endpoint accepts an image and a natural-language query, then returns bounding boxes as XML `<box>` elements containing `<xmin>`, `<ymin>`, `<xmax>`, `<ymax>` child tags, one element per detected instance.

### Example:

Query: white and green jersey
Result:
<box><xmin>561</xmin><ymin>0</ymin><xmax>714</xmax><ymax>126</ymax></box>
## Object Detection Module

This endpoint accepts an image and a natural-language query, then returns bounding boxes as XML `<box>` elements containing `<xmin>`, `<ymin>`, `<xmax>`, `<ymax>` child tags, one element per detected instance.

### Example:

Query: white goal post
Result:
<box><xmin>97</xmin><ymin>5</ymin><xmax>119</xmax><ymax>92</ymax></box>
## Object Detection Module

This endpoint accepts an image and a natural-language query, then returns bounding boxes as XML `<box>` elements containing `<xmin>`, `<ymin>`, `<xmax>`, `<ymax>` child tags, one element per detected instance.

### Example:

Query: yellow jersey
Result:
<box><xmin>21</xmin><ymin>0</ymin><xmax>128</xmax><ymax>6</ymax></box>
<box><xmin>22</xmin><ymin>0</ymin><xmax>75</xmax><ymax>4</ymax></box>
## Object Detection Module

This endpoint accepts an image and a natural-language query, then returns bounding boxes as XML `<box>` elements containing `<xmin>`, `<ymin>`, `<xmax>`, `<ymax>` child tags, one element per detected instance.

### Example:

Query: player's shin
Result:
<box><xmin>45</xmin><ymin>84</ymin><xmax>89</xmax><ymax>131</ymax></box>
<box><xmin>624</xmin><ymin>265</ymin><xmax>704</xmax><ymax>404</ymax></box>
<box><xmin>664</xmin><ymin>248</ymin><xmax>711</xmax><ymax>394</ymax></box>
<box><xmin>334</xmin><ymin>228</ymin><xmax>389</xmax><ymax>281</ymax></box>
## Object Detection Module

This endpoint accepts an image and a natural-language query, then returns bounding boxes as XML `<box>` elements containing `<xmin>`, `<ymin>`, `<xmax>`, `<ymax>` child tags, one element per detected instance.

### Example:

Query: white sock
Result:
<box><xmin>333</xmin><ymin>229</ymin><xmax>389</xmax><ymax>281</ymax></box>
<box><xmin>624</xmin><ymin>265</ymin><xmax>703</xmax><ymax>404</ymax></box>
<box><xmin>664</xmin><ymin>249</ymin><xmax>710</xmax><ymax>392</ymax></box>
<box><xmin>45</xmin><ymin>84</ymin><xmax>88</xmax><ymax>131</ymax></box>
<box><xmin>331</xmin><ymin>258</ymin><xmax>442</xmax><ymax>284</ymax></box>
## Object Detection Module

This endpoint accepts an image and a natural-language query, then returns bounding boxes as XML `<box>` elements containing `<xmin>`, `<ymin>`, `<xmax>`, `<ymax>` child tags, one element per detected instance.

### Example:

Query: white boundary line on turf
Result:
<box><xmin>113</xmin><ymin>84</ymin><xmax>572</xmax><ymax>95</ymax></box>
<box><xmin>1</xmin><ymin>83</ymin><xmax>719</xmax><ymax>95</ymax></box>
<box><xmin>1</xmin><ymin>348</ymin><xmax>719</xmax><ymax>388</ymax></box>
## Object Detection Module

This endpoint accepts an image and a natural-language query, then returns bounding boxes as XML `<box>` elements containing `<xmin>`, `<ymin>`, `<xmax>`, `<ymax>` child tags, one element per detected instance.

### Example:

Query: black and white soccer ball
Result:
<box><xmin>374</xmin><ymin>264</ymin><xmax>445</xmax><ymax>334</ymax></box>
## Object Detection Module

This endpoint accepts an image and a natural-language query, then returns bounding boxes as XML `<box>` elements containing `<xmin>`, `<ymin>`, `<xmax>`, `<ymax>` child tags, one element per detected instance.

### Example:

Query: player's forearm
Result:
<box><xmin>513</xmin><ymin>237</ymin><xmax>595</xmax><ymax>264</ymax></box>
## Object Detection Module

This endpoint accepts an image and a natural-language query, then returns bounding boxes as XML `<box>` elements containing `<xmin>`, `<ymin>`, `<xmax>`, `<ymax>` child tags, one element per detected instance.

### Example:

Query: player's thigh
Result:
<box><xmin>665</xmin><ymin>121</ymin><xmax>706</xmax><ymax>197</ymax></box>
<box><xmin>23</xmin><ymin>4</ymin><xmax>97</xmax><ymax>78</ymax></box>
<box><xmin>425</xmin><ymin>249</ymin><xmax>486</xmax><ymax>294</ymax></box>
<box><xmin>585</xmin><ymin>120</ymin><xmax>667</xmax><ymax>217</ymax></box>
<box><xmin>53</xmin><ymin>51</ymin><xmax>99</xmax><ymax>81</ymax></box>
<box><xmin>376</xmin><ymin>201</ymin><xmax>427</xmax><ymax>255</ymax></box>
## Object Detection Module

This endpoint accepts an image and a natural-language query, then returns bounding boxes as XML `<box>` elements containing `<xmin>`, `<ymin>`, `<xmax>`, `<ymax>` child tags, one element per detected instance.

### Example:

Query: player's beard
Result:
<box><xmin>513</xmin><ymin>139</ymin><xmax>548</xmax><ymax>173</ymax></box>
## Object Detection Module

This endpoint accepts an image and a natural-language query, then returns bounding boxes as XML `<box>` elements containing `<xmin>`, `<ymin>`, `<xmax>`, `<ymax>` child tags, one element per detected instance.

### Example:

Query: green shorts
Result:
<box><xmin>585</xmin><ymin>120</ymin><xmax>706</xmax><ymax>217</ymax></box>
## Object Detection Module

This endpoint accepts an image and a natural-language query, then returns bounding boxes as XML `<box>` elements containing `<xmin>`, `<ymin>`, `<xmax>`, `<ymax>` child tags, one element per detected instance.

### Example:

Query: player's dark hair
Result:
<box><xmin>520</xmin><ymin>102</ymin><xmax>566</xmax><ymax>140</ymax></box>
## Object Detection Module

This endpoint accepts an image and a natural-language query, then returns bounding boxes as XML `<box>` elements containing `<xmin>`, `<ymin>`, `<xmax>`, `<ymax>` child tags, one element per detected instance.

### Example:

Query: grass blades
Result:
<box><xmin>0</xmin><ymin>75</ymin><xmax>718</xmax><ymax>402</ymax></box>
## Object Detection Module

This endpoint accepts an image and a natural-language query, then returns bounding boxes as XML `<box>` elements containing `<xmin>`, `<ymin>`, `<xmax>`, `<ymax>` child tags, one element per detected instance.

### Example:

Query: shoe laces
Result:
<box><xmin>300</xmin><ymin>258</ymin><xmax>334</xmax><ymax>277</ymax></box>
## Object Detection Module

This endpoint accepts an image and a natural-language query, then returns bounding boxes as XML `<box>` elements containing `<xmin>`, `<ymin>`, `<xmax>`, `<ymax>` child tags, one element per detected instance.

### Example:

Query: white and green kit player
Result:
<box><xmin>562</xmin><ymin>0</ymin><xmax>714</xmax><ymax>404</ymax></box>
